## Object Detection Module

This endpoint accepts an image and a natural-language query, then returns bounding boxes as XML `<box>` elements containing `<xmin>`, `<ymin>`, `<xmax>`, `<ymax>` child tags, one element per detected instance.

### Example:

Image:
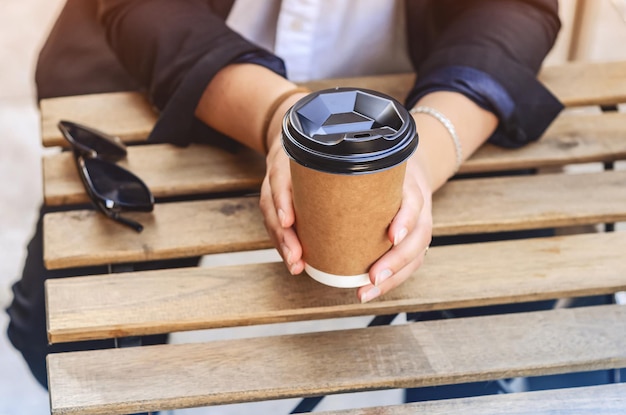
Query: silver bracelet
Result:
<box><xmin>410</xmin><ymin>105</ymin><xmax>463</xmax><ymax>173</ymax></box>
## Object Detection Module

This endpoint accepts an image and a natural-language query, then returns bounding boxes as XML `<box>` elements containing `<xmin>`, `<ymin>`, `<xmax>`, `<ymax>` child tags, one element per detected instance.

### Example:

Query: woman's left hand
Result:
<box><xmin>357</xmin><ymin>155</ymin><xmax>433</xmax><ymax>303</ymax></box>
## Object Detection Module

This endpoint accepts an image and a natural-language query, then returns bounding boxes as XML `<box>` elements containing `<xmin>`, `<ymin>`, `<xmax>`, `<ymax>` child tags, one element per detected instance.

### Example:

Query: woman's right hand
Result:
<box><xmin>259</xmin><ymin>133</ymin><xmax>305</xmax><ymax>276</ymax></box>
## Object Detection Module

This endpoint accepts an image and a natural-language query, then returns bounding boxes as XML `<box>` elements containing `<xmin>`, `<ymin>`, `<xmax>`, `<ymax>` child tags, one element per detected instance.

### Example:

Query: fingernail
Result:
<box><xmin>375</xmin><ymin>269</ymin><xmax>393</xmax><ymax>286</ymax></box>
<box><xmin>278</xmin><ymin>209</ymin><xmax>287</xmax><ymax>227</ymax></box>
<box><xmin>394</xmin><ymin>227</ymin><xmax>408</xmax><ymax>246</ymax></box>
<box><xmin>281</xmin><ymin>243</ymin><xmax>292</xmax><ymax>265</ymax></box>
<box><xmin>360</xmin><ymin>286</ymin><xmax>381</xmax><ymax>303</ymax></box>
<box><xmin>289</xmin><ymin>262</ymin><xmax>301</xmax><ymax>275</ymax></box>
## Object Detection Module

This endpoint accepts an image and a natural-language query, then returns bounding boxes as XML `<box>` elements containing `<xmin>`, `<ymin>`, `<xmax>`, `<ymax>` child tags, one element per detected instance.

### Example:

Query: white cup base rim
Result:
<box><xmin>304</xmin><ymin>264</ymin><xmax>370</xmax><ymax>288</ymax></box>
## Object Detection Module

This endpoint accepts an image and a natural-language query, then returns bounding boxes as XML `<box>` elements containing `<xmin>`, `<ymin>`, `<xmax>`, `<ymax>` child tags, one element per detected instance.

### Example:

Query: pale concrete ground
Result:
<box><xmin>1</xmin><ymin>1</ymin><xmax>626</xmax><ymax>414</ymax></box>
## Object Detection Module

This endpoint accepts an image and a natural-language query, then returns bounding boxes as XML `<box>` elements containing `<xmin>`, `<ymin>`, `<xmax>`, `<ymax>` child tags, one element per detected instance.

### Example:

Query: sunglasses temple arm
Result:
<box><xmin>112</xmin><ymin>214</ymin><xmax>144</xmax><ymax>233</ymax></box>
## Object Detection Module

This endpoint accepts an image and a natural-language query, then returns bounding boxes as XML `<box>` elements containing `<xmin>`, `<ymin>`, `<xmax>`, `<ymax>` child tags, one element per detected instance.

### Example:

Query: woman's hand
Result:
<box><xmin>352</xmin><ymin>91</ymin><xmax>499</xmax><ymax>303</ymax></box>
<box><xmin>260</xmin><ymin>138</ymin><xmax>433</xmax><ymax>303</ymax></box>
<box><xmin>196</xmin><ymin>69</ymin><xmax>489</xmax><ymax>303</ymax></box>
<box><xmin>357</xmin><ymin>155</ymin><xmax>433</xmax><ymax>303</ymax></box>
<box><xmin>259</xmin><ymin>135</ymin><xmax>305</xmax><ymax>276</ymax></box>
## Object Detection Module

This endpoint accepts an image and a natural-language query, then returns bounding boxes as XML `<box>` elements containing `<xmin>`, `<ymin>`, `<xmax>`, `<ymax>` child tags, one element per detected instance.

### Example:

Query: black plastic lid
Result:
<box><xmin>282</xmin><ymin>88</ymin><xmax>418</xmax><ymax>174</ymax></box>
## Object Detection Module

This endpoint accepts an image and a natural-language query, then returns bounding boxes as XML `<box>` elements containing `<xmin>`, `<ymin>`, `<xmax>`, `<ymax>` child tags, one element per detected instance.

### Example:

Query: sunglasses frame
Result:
<box><xmin>58</xmin><ymin>120</ymin><xmax>154</xmax><ymax>232</ymax></box>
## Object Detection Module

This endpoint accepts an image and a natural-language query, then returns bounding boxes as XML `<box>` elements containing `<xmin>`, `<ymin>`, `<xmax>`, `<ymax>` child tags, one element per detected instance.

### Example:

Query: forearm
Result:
<box><xmin>195</xmin><ymin>63</ymin><xmax>308</xmax><ymax>154</ymax></box>
<box><xmin>98</xmin><ymin>1</ymin><xmax>288</xmax><ymax>146</ymax></box>
<box><xmin>197</xmin><ymin>66</ymin><xmax>497</xmax><ymax>179</ymax></box>
<box><xmin>410</xmin><ymin>91</ymin><xmax>497</xmax><ymax>191</ymax></box>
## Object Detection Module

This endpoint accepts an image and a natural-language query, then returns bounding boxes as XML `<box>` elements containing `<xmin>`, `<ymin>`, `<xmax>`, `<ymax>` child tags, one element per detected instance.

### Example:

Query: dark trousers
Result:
<box><xmin>5</xmin><ymin>204</ymin><xmax>199</xmax><ymax>389</ymax></box>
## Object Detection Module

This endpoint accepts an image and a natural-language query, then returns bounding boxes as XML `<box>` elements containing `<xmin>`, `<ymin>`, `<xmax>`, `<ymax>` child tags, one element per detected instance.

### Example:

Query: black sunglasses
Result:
<box><xmin>58</xmin><ymin>120</ymin><xmax>154</xmax><ymax>232</ymax></box>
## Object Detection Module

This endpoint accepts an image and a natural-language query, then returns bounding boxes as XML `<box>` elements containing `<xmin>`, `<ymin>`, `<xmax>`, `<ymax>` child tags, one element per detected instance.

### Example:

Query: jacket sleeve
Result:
<box><xmin>405</xmin><ymin>0</ymin><xmax>563</xmax><ymax>148</ymax></box>
<box><xmin>97</xmin><ymin>0</ymin><xmax>286</xmax><ymax>146</ymax></box>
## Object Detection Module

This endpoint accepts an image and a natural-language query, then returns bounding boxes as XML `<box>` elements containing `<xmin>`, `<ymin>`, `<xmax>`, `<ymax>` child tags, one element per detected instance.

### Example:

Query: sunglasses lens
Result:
<box><xmin>82</xmin><ymin>158</ymin><xmax>154</xmax><ymax>211</ymax></box>
<box><xmin>59</xmin><ymin>120</ymin><xmax>127</xmax><ymax>161</ymax></box>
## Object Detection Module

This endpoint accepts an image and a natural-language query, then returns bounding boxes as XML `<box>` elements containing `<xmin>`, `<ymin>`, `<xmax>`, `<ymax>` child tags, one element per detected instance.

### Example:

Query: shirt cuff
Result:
<box><xmin>148</xmin><ymin>48</ymin><xmax>286</xmax><ymax>147</ymax></box>
<box><xmin>232</xmin><ymin>51</ymin><xmax>288</xmax><ymax>76</ymax></box>
<box><xmin>406</xmin><ymin>65</ymin><xmax>514</xmax><ymax>123</ymax></box>
<box><xmin>406</xmin><ymin>64</ymin><xmax>566</xmax><ymax>148</ymax></box>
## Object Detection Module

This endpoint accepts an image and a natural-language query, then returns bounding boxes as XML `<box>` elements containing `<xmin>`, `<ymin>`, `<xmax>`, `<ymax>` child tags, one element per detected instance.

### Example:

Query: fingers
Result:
<box><xmin>259</xmin><ymin>143</ymin><xmax>304</xmax><ymax>274</ymax></box>
<box><xmin>267</xmin><ymin>142</ymin><xmax>295</xmax><ymax>227</ymax></box>
<box><xmin>357</xmin><ymin>247</ymin><xmax>427</xmax><ymax>303</ymax></box>
<box><xmin>359</xmin><ymin>216</ymin><xmax>431</xmax><ymax>303</ymax></box>
<box><xmin>388</xmin><ymin>176</ymin><xmax>423</xmax><ymax>246</ymax></box>
<box><xmin>359</xmin><ymin>166</ymin><xmax>433</xmax><ymax>303</ymax></box>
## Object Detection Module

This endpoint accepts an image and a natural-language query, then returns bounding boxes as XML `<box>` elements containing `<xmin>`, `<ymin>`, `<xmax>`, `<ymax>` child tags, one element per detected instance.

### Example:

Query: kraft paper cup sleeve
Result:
<box><xmin>291</xmin><ymin>161</ymin><xmax>405</xmax><ymax>287</ymax></box>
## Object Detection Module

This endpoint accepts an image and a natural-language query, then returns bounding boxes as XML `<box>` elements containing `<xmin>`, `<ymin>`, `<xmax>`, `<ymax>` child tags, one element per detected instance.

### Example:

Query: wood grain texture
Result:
<box><xmin>42</xmin><ymin>143</ymin><xmax>265</xmax><ymax>206</ymax></box>
<box><xmin>41</xmin><ymin>92</ymin><xmax>157</xmax><ymax>147</ymax></box>
<box><xmin>43</xmin><ymin>197</ymin><xmax>271</xmax><ymax>269</ymax></box>
<box><xmin>47</xmin><ymin>304</ymin><xmax>626</xmax><ymax>415</ymax></box>
<box><xmin>46</xmin><ymin>231</ymin><xmax>626</xmax><ymax>343</ymax></box>
<box><xmin>539</xmin><ymin>60</ymin><xmax>626</xmax><ymax>107</ymax></box>
<box><xmin>40</xmin><ymin>61</ymin><xmax>626</xmax><ymax>147</ymax></box>
<box><xmin>431</xmin><ymin>169</ymin><xmax>626</xmax><ymax>236</ymax></box>
<box><xmin>461</xmin><ymin>111</ymin><xmax>626</xmax><ymax>173</ymax></box>
<box><xmin>314</xmin><ymin>384</ymin><xmax>626</xmax><ymax>415</ymax></box>
<box><xmin>42</xmin><ymin>59</ymin><xmax>626</xmax><ymax>415</ymax></box>
<box><xmin>302</xmin><ymin>60</ymin><xmax>626</xmax><ymax>108</ymax></box>
<box><xmin>41</xmin><ymin>111</ymin><xmax>626</xmax><ymax>206</ymax></box>
<box><xmin>43</xmin><ymin>170</ymin><xmax>626</xmax><ymax>269</ymax></box>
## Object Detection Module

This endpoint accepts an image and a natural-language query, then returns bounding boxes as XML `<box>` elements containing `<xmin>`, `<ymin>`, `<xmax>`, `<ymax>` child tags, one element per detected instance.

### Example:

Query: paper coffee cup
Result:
<box><xmin>282</xmin><ymin>88</ymin><xmax>418</xmax><ymax>288</ymax></box>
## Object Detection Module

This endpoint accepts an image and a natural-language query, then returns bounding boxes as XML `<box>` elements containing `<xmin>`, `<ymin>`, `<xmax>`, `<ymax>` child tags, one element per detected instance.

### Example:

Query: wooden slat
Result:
<box><xmin>314</xmin><ymin>384</ymin><xmax>626</xmax><ymax>415</ymax></box>
<box><xmin>43</xmin><ymin>170</ymin><xmax>626</xmax><ymax>269</ymax></box>
<box><xmin>39</xmin><ymin>74</ymin><xmax>415</xmax><ymax>147</ymax></box>
<box><xmin>40</xmin><ymin>61</ymin><xmax>626</xmax><ymax>147</ymax></box>
<box><xmin>42</xmin><ymin>143</ymin><xmax>265</xmax><ymax>206</ymax></box>
<box><xmin>432</xmin><ymin>169</ymin><xmax>626</xmax><ymax>235</ymax></box>
<box><xmin>43</xmin><ymin>197</ymin><xmax>269</xmax><ymax>269</ymax></box>
<box><xmin>46</xmin><ymin>231</ymin><xmax>626</xmax><ymax>343</ymax></box>
<box><xmin>304</xmin><ymin>60</ymin><xmax>626</xmax><ymax>108</ymax></box>
<box><xmin>462</xmin><ymin>111</ymin><xmax>626</xmax><ymax>173</ymax></box>
<box><xmin>41</xmin><ymin>92</ymin><xmax>157</xmax><ymax>147</ymax></box>
<box><xmin>41</xmin><ymin>111</ymin><xmax>626</xmax><ymax>206</ymax></box>
<box><xmin>47</xmin><ymin>304</ymin><xmax>626</xmax><ymax>415</ymax></box>
<box><xmin>539</xmin><ymin>60</ymin><xmax>626</xmax><ymax>107</ymax></box>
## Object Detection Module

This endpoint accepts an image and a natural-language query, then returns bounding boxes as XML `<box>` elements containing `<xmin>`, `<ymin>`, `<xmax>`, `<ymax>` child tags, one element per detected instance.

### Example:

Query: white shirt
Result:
<box><xmin>226</xmin><ymin>0</ymin><xmax>413</xmax><ymax>82</ymax></box>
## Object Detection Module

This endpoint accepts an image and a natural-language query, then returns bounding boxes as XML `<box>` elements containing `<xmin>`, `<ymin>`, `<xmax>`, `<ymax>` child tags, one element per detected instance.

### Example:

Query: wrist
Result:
<box><xmin>410</xmin><ymin>106</ymin><xmax>462</xmax><ymax>174</ymax></box>
<box><xmin>195</xmin><ymin>64</ymin><xmax>306</xmax><ymax>154</ymax></box>
<box><xmin>410</xmin><ymin>111</ymin><xmax>458</xmax><ymax>191</ymax></box>
<box><xmin>409</xmin><ymin>91</ymin><xmax>498</xmax><ymax>191</ymax></box>
<box><xmin>408</xmin><ymin>151</ymin><xmax>435</xmax><ymax>195</ymax></box>
<box><xmin>265</xmin><ymin>89</ymin><xmax>311</xmax><ymax>154</ymax></box>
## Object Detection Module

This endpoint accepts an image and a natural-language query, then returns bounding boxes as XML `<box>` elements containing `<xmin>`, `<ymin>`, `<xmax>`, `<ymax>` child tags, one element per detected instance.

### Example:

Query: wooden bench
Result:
<box><xmin>314</xmin><ymin>383</ymin><xmax>626</xmax><ymax>415</ymax></box>
<box><xmin>42</xmin><ymin>60</ymin><xmax>626</xmax><ymax>414</ymax></box>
